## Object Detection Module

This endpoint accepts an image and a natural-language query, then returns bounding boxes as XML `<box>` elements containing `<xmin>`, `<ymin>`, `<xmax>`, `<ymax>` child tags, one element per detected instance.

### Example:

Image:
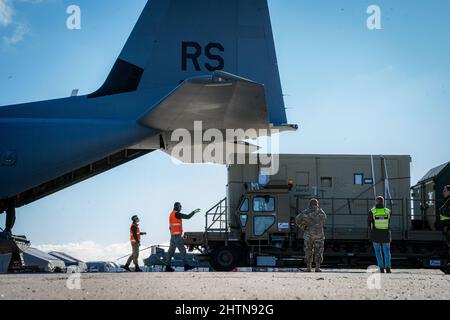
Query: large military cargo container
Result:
<box><xmin>411</xmin><ymin>162</ymin><xmax>450</xmax><ymax>231</ymax></box>
<box><xmin>184</xmin><ymin>154</ymin><xmax>449</xmax><ymax>271</ymax></box>
<box><xmin>227</xmin><ymin>154</ymin><xmax>412</xmax><ymax>240</ymax></box>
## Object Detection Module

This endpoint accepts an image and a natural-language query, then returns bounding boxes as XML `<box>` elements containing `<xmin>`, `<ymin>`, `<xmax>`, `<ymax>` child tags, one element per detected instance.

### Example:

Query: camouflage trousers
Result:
<box><xmin>163</xmin><ymin>235</ymin><xmax>187</xmax><ymax>266</ymax></box>
<box><xmin>304</xmin><ymin>238</ymin><xmax>325</xmax><ymax>264</ymax></box>
<box><xmin>125</xmin><ymin>243</ymin><xmax>140</xmax><ymax>267</ymax></box>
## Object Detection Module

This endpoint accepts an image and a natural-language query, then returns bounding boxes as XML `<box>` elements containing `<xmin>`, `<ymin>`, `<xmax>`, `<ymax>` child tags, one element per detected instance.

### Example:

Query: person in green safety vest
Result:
<box><xmin>440</xmin><ymin>185</ymin><xmax>450</xmax><ymax>256</ymax></box>
<box><xmin>368</xmin><ymin>196</ymin><xmax>392</xmax><ymax>273</ymax></box>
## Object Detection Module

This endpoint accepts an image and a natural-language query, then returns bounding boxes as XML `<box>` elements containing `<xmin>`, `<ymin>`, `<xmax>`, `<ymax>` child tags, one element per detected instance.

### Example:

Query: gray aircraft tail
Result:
<box><xmin>90</xmin><ymin>0</ymin><xmax>287</xmax><ymax>126</ymax></box>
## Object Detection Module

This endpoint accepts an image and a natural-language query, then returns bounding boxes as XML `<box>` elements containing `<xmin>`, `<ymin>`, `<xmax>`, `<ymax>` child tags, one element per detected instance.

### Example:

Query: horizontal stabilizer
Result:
<box><xmin>163</xmin><ymin>140</ymin><xmax>261</xmax><ymax>164</ymax></box>
<box><xmin>138</xmin><ymin>71</ymin><xmax>269</xmax><ymax>132</ymax></box>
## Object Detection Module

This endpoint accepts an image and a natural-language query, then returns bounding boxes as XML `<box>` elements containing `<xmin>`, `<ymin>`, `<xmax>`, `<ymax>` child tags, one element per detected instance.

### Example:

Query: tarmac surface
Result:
<box><xmin>0</xmin><ymin>269</ymin><xmax>449</xmax><ymax>300</ymax></box>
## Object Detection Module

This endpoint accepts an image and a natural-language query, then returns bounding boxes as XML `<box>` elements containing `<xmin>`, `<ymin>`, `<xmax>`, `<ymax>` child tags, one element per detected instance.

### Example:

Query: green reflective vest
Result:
<box><xmin>371</xmin><ymin>207</ymin><xmax>391</xmax><ymax>230</ymax></box>
<box><xmin>440</xmin><ymin>198</ymin><xmax>450</xmax><ymax>222</ymax></box>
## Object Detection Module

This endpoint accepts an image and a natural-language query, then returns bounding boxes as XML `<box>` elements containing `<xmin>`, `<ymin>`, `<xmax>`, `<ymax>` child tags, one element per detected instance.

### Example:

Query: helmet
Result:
<box><xmin>174</xmin><ymin>202</ymin><xmax>182</xmax><ymax>211</ymax></box>
<box><xmin>131</xmin><ymin>215</ymin><xmax>139</xmax><ymax>223</ymax></box>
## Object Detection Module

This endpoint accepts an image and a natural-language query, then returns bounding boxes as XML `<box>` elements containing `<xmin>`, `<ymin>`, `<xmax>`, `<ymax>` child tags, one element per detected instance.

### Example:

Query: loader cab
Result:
<box><xmin>237</xmin><ymin>188</ymin><xmax>291</xmax><ymax>245</ymax></box>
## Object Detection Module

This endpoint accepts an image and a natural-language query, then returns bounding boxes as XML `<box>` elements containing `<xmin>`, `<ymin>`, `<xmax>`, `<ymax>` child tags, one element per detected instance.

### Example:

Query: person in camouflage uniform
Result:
<box><xmin>440</xmin><ymin>186</ymin><xmax>450</xmax><ymax>260</ymax></box>
<box><xmin>296</xmin><ymin>198</ymin><xmax>327</xmax><ymax>272</ymax></box>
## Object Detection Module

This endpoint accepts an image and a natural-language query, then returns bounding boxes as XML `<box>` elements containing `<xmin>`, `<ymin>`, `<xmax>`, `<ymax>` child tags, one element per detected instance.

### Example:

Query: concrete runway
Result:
<box><xmin>0</xmin><ymin>269</ymin><xmax>449</xmax><ymax>300</ymax></box>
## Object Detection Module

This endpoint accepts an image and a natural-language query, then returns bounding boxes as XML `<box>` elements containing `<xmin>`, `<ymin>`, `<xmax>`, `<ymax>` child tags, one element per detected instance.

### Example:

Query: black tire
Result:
<box><xmin>443</xmin><ymin>264</ymin><xmax>450</xmax><ymax>275</ymax></box>
<box><xmin>210</xmin><ymin>245</ymin><xmax>239</xmax><ymax>272</ymax></box>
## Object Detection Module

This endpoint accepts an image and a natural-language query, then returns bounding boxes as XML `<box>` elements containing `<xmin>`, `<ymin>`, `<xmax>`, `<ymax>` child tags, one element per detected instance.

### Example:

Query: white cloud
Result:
<box><xmin>3</xmin><ymin>21</ymin><xmax>28</xmax><ymax>45</ymax></box>
<box><xmin>35</xmin><ymin>241</ymin><xmax>166</xmax><ymax>266</ymax></box>
<box><xmin>0</xmin><ymin>0</ymin><xmax>45</xmax><ymax>46</ymax></box>
<box><xmin>0</xmin><ymin>0</ymin><xmax>13</xmax><ymax>27</ymax></box>
<box><xmin>36</xmin><ymin>241</ymin><xmax>132</xmax><ymax>263</ymax></box>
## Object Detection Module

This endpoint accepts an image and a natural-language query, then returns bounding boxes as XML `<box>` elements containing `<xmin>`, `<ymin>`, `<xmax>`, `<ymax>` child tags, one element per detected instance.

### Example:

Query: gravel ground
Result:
<box><xmin>0</xmin><ymin>269</ymin><xmax>449</xmax><ymax>300</ymax></box>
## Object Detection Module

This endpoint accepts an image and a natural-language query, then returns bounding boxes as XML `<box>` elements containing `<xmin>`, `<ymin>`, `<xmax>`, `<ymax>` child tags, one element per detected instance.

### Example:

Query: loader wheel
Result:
<box><xmin>210</xmin><ymin>246</ymin><xmax>238</xmax><ymax>272</ymax></box>
<box><xmin>442</xmin><ymin>264</ymin><xmax>450</xmax><ymax>275</ymax></box>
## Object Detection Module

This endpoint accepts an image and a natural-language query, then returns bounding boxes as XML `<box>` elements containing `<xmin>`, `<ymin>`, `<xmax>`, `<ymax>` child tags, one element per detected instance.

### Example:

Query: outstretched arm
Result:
<box><xmin>175</xmin><ymin>209</ymin><xmax>201</xmax><ymax>220</ymax></box>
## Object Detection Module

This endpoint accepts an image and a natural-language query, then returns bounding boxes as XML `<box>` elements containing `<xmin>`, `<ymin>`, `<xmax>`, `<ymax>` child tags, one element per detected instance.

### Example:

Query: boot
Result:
<box><xmin>304</xmin><ymin>261</ymin><xmax>312</xmax><ymax>272</ymax></box>
<box><xmin>386</xmin><ymin>268</ymin><xmax>392</xmax><ymax>274</ymax></box>
<box><xmin>380</xmin><ymin>268</ymin><xmax>385</xmax><ymax>273</ymax></box>
<box><xmin>184</xmin><ymin>265</ymin><xmax>195</xmax><ymax>272</ymax></box>
<box><xmin>122</xmin><ymin>265</ymin><xmax>131</xmax><ymax>272</ymax></box>
<box><xmin>165</xmin><ymin>266</ymin><xmax>175</xmax><ymax>272</ymax></box>
<box><xmin>315</xmin><ymin>263</ymin><xmax>322</xmax><ymax>273</ymax></box>
<box><xmin>135</xmin><ymin>267</ymin><xmax>143</xmax><ymax>272</ymax></box>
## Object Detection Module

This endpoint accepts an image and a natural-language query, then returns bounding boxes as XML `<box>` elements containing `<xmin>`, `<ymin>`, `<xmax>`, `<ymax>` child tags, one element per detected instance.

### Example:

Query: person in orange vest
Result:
<box><xmin>164</xmin><ymin>202</ymin><xmax>200</xmax><ymax>272</ymax></box>
<box><xmin>123</xmin><ymin>215</ymin><xmax>146</xmax><ymax>272</ymax></box>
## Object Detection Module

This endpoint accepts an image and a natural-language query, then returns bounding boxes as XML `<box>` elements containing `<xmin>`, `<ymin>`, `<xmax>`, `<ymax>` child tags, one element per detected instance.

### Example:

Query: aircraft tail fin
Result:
<box><xmin>90</xmin><ymin>0</ymin><xmax>287</xmax><ymax>126</ymax></box>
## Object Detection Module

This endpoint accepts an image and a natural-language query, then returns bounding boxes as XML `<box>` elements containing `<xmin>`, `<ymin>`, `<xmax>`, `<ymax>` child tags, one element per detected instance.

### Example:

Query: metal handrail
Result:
<box><xmin>205</xmin><ymin>197</ymin><xmax>228</xmax><ymax>232</ymax></box>
<box><xmin>295</xmin><ymin>197</ymin><xmax>405</xmax><ymax>214</ymax></box>
<box><xmin>202</xmin><ymin>197</ymin><xmax>443</xmax><ymax>244</ymax></box>
<box><xmin>294</xmin><ymin>197</ymin><xmax>444</xmax><ymax>238</ymax></box>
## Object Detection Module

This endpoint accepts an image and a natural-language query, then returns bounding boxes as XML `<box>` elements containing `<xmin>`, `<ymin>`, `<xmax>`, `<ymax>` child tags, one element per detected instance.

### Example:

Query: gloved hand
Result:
<box><xmin>193</xmin><ymin>209</ymin><xmax>201</xmax><ymax>215</ymax></box>
<box><xmin>140</xmin><ymin>232</ymin><xmax>147</xmax><ymax>236</ymax></box>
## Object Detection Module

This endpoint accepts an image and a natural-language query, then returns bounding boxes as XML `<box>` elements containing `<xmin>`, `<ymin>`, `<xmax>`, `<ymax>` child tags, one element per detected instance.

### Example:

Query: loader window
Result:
<box><xmin>253</xmin><ymin>196</ymin><xmax>275</xmax><ymax>212</ymax></box>
<box><xmin>240</xmin><ymin>214</ymin><xmax>248</xmax><ymax>227</ymax></box>
<box><xmin>321</xmin><ymin>177</ymin><xmax>333</xmax><ymax>188</ymax></box>
<box><xmin>354</xmin><ymin>173</ymin><xmax>364</xmax><ymax>185</ymax></box>
<box><xmin>254</xmin><ymin>216</ymin><xmax>275</xmax><ymax>236</ymax></box>
<box><xmin>239</xmin><ymin>198</ymin><xmax>249</xmax><ymax>212</ymax></box>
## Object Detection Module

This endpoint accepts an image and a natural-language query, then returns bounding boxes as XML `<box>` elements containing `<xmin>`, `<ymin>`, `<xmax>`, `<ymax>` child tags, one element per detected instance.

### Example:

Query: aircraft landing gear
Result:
<box><xmin>0</xmin><ymin>199</ymin><xmax>29</xmax><ymax>272</ymax></box>
<box><xmin>4</xmin><ymin>198</ymin><xmax>16</xmax><ymax>236</ymax></box>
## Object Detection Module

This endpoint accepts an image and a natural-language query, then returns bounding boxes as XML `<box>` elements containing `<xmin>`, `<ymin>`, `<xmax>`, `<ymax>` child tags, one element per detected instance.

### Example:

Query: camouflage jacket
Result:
<box><xmin>296</xmin><ymin>207</ymin><xmax>327</xmax><ymax>240</ymax></box>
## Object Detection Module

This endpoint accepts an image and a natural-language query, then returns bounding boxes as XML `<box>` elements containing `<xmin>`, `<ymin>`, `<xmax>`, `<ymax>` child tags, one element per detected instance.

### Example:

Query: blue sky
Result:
<box><xmin>1</xmin><ymin>0</ymin><xmax>449</xmax><ymax>261</ymax></box>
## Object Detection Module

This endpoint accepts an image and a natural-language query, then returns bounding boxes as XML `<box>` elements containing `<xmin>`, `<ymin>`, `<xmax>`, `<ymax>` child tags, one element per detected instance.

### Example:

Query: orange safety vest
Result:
<box><xmin>169</xmin><ymin>210</ymin><xmax>183</xmax><ymax>236</ymax></box>
<box><xmin>130</xmin><ymin>223</ymin><xmax>141</xmax><ymax>244</ymax></box>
